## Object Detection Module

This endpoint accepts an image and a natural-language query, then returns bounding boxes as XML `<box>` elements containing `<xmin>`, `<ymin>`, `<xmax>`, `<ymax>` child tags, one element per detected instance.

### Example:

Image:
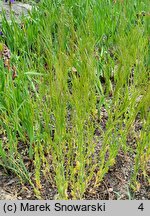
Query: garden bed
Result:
<box><xmin>0</xmin><ymin>0</ymin><xmax>149</xmax><ymax>200</ymax></box>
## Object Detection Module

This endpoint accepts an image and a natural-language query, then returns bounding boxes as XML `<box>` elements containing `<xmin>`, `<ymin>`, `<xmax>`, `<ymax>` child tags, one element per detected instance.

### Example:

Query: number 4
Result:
<box><xmin>138</xmin><ymin>203</ymin><xmax>144</xmax><ymax>211</ymax></box>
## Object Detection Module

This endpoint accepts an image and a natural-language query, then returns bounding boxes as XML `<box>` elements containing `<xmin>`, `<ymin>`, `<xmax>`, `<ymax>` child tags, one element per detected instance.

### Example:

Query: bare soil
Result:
<box><xmin>0</xmin><ymin>149</ymin><xmax>149</xmax><ymax>200</ymax></box>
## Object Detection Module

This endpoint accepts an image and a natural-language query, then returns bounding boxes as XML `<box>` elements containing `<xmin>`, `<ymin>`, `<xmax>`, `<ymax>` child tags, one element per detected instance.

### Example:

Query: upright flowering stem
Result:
<box><xmin>9</xmin><ymin>0</ymin><xmax>15</xmax><ymax>7</ymax></box>
<box><xmin>5</xmin><ymin>0</ymin><xmax>15</xmax><ymax>10</ymax></box>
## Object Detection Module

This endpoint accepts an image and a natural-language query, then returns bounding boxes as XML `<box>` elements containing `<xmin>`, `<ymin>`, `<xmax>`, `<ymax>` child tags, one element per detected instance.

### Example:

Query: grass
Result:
<box><xmin>0</xmin><ymin>0</ymin><xmax>149</xmax><ymax>199</ymax></box>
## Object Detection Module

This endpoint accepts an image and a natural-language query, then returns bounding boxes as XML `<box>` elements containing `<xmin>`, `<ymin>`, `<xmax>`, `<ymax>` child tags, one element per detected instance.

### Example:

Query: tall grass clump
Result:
<box><xmin>0</xmin><ymin>0</ymin><xmax>149</xmax><ymax>199</ymax></box>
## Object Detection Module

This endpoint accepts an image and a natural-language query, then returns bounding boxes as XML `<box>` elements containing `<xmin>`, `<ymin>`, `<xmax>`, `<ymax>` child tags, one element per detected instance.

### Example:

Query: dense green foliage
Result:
<box><xmin>0</xmin><ymin>0</ymin><xmax>149</xmax><ymax>199</ymax></box>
